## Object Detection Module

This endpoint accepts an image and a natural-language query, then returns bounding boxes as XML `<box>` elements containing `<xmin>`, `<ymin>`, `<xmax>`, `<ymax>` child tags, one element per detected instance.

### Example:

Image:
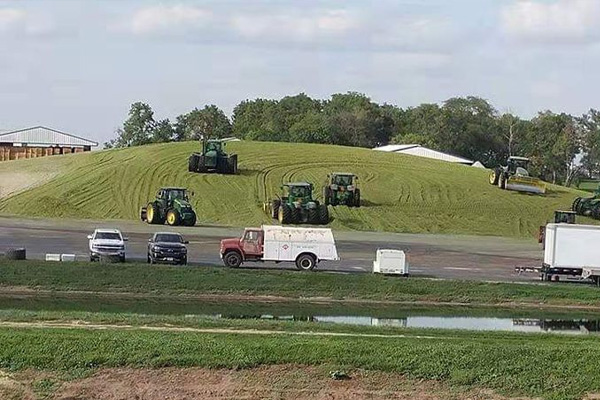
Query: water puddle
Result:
<box><xmin>0</xmin><ymin>293</ymin><xmax>598</xmax><ymax>335</ymax></box>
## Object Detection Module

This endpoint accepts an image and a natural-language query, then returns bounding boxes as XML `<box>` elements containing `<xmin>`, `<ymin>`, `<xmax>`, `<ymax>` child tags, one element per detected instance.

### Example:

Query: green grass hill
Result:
<box><xmin>0</xmin><ymin>141</ymin><xmax>592</xmax><ymax>238</ymax></box>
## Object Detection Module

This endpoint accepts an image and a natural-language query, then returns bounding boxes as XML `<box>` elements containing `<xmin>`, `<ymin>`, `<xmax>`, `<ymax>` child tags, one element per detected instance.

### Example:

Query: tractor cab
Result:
<box><xmin>158</xmin><ymin>188</ymin><xmax>190</xmax><ymax>205</ymax></box>
<box><xmin>329</xmin><ymin>173</ymin><xmax>357</xmax><ymax>189</ymax></box>
<box><xmin>507</xmin><ymin>156</ymin><xmax>530</xmax><ymax>175</ymax></box>
<box><xmin>283</xmin><ymin>183</ymin><xmax>314</xmax><ymax>204</ymax></box>
<box><xmin>204</xmin><ymin>139</ymin><xmax>225</xmax><ymax>155</ymax></box>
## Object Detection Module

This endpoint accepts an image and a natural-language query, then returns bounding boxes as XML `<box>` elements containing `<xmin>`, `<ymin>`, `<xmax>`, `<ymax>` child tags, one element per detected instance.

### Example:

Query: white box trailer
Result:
<box><xmin>543</xmin><ymin>223</ymin><xmax>600</xmax><ymax>283</ymax></box>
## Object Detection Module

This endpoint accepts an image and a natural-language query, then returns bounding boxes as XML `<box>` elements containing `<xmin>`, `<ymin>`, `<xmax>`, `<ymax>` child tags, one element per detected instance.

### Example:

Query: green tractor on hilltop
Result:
<box><xmin>572</xmin><ymin>186</ymin><xmax>600</xmax><ymax>219</ymax></box>
<box><xmin>140</xmin><ymin>187</ymin><xmax>197</xmax><ymax>226</ymax></box>
<box><xmin>188</xmin><ymin>138</ymin><xmax>238</xmax><ymax>175</ymax></box>
<box><xmin>264</xmin><ymin>182</ymin><xmax>329</xmax><ymax>225</ymax></box>
<box><xmin>323</xmin><ymin>172</ymin><xmax>361</xmax><ymax>207</ymax></box>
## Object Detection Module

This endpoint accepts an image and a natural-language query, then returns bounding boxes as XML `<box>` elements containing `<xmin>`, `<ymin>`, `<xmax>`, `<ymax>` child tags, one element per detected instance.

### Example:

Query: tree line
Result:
<box><xmin>105</xmin><ymin>93</ymin><xmax>600</xmax><ymax>186</ymax></box>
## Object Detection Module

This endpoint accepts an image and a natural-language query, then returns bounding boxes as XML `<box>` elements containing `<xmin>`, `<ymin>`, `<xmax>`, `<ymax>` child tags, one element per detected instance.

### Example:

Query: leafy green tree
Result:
<box><xmin>174</xmin><ymin>105</ymin><xmax>232</xmax><ymax>141</ymax></box>
<box><xmin>151</xmin><ymin>119</ymin><xmax>174</xmax><ymax>143</ymax></box>
<box><xmin>579</xmin><ymin>109</ymin><xmax>600</xmax><ymax>178</ymax></box>
<box><xmin>232</xmin><ymin>99</ymin><xmax>280</xmax><ymax>141</ymax></box>
<box><xmin>109</xmin><ymin>102</ymin><xmax>157</xmax><ymax>148</ymax></box>
<box><xmin>289</xmin><ymin>111</ymin><xmax>329</xmax><ymax>143</ymax></box>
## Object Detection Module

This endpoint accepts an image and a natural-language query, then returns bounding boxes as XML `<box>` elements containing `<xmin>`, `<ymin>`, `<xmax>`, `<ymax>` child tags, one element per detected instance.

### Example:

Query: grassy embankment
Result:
<box><xmin>0</xmin><ymin>141</ymin><xmax>593</xmax><ymax>237</ymax></box>
<box><xmin>1</xmin><ymin>259</ymin><xmax>600</xmax><ymax>307</ymax></box>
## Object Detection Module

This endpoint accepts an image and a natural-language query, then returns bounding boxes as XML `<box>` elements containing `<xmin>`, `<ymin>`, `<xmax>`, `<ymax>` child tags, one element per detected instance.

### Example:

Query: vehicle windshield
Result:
<box><xmin>167</xmin><ymin>189</ymin><xmax>187</xmax><ymax>201</ymax></box>
<box><xmin>289</xmin><ymin>185</ymin><xmax>310</xmax><ymax>198</ymax></box>
<box><xmin>333</xmin><ymin>175</ymin><xmax>353</xmax><ymax>186</ymax></box>
<box><xmin>205</xmin><ymin>142</ymin><xmax>222</xmax><ymax>152</ymax></box>
<box><xmin>155</xmin><ymin>234</ymin><xmax>183</xmax><ymax>243</ymax></box>
<box><xmin>509</xmin><ymin>159</ymin><xmax>529</xmax><ymax>170</ymax></box>
<box><xmin>95</xmin><ymin>232</ymin><xmax>121</xmax><ymax>240</ymax></box>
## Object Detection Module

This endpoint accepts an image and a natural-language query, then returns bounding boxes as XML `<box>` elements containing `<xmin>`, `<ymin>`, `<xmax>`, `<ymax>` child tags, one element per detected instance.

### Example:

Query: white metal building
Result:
<box><xmin>373</xmin><ymin>144</ymin><xmax>475</xmax><ymax>166</ymax></box>
<box><xmin>0</xmin><ymin>126</ymin><xmax>98</xmax><ymax>161</ymax></box>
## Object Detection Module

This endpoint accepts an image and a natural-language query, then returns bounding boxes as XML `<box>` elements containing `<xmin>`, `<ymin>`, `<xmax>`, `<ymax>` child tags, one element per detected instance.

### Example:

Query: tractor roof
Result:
<box><xmin>331</xmin><ymin>172</ymin><xmax>356</xmax><ymax>176</ymax></box>
<box><xmin>509</xmin><ymin>156</ymin><xmax>530</xmax><ymax>161</ymax></box>
<box><xmin>284</xmin><ymin>182</ymin><xmax>312</xmax><ymax>187</ymax></box>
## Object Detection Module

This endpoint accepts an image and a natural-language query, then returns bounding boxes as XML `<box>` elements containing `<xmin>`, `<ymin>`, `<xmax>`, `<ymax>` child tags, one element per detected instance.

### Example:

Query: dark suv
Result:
<box><xmin>147</xmin><ymin>232</ymin><xmax>189</xmax><ymax>265</ymax></box>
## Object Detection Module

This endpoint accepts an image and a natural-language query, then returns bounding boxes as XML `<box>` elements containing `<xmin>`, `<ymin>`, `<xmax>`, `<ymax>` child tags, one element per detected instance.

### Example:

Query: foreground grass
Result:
<box><xmin>1</xmin><ymin>260</ymin><xmax>600</xmax><ymax>307</ymax></box>
<box><xmin>1</xmin><ymin>323</ymin><xmax>599</xmax><ymax>400</ymax></box>
<box><xmin>0</xmin><ymin>141</ymin><xmax>592</xmax><ymax>237</ymax></box>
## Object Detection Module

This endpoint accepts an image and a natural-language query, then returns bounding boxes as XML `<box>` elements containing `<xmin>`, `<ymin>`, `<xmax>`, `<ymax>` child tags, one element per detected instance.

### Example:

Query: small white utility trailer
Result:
<box><xmin>373</xmin><ymin>249</ymin><xmax>409</xmax><ymax>276</ymax></box>
<box><xmin>542</xmin><ymin>223</ymin><xmax>600</xmax><ymax>285</ymax></box>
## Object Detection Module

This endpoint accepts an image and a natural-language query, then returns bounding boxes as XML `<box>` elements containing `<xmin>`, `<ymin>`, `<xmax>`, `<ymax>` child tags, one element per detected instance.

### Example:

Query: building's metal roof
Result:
<box><xmin>373</xmin><ymin>144</ymin><xmax>473</xmax><ymax>165</ymax></box>
<box><xmin>0</xmin><ymin>126</ymin><xmax>98</xmax><ymax>147</ymax></box>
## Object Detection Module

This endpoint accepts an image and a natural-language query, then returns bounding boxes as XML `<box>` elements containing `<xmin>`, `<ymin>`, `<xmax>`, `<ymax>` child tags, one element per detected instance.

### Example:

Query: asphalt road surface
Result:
<box><xmin>0</xmin><ymin>216</ymin><xmax>544</xmax><ymax>282</ymax></box>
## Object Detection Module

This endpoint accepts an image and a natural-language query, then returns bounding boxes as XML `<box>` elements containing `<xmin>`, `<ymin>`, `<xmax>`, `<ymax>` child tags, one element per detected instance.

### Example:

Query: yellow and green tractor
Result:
<box><xmin>140</xmin><ymin>187</ymin><xmax>197</xmax><ymax>226</ymax></box>
<box><xmin>489</xmin><ymin>156</ymin><xmax>546</xmax><ymax>194</ymax></box>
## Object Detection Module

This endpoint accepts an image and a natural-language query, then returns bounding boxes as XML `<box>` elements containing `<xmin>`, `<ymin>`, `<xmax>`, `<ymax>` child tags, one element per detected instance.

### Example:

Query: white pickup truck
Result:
<box><xmin>88</xmin><ymin>228</ymin><xmax>127</xmax><ymax>262</ymax></box>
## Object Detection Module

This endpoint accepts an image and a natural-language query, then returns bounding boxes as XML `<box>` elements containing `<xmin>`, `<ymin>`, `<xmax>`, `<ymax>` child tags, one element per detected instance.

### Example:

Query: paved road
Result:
<box><xmin>0</xmin><ymin>216</ymin><xmax>543</xmax><ymax>282</ymax></box>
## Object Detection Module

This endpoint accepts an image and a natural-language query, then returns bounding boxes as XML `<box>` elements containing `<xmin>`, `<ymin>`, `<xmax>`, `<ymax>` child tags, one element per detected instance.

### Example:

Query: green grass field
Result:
<box><xmin>0</xmin><ymin>141</ymin><xmax>591</xmax><ymax>237</ymax></box>
<box><xmin>2</xmin><ymin>260</ymin><xmax>600</xmax><ymax>307</ymax></box>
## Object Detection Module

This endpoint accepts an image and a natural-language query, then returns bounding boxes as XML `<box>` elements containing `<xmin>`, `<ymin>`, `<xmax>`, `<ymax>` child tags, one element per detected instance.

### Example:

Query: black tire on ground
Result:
<box><xmin>291</xmin><ymin>207</ymin><xmax>300</xmax><ymax>224</ymax></box>
<box><xmin>181</xmin><ymin>256</ymin><xmax>187</xmax><ymax>266</ymax></box>
<box><xmin>592</xmin><ymin>206</ymin><xmax>600</xmax><ymax>220</ymax></box>
<box><xmin>147</xmin><ymin>254</ymin><xmax>151</xmax><ymax>264</ymax></box>
<box><xmin>147</xmin><ymin>203</ymin><xmax>163</xmax><ymax>225</ymax></box>
<box><xmin>223</xmin><ymin>251</ymin><xmax>242</xmax><ymax>268</ymax></box>
<box><xmin>188</xmin><ymin>154</ymin><xmax>200</xmax><ymax>172</ymax></box>
<box><xmin>308</xmin><ymin>208</ymin><xmax>319</xmax><ymax>224</ymax></box>
<box><xmin>5</xmin><ymin>248</ymin><xmax>26</xmax><ymax>260</ymax></box>
<box><xmin>489</xmin><ymin>168</ymin><xmax>500</xmax><ymax>185</ymax></box>
<box><xmin>140</xmin><ymin>207</ymin><xmax>147</xmax><ymax>221</ymax></box>
<box><xmin>120</xmin><ymin>255</ymin><xmax>126</xmax><ymax>263</ymax></box>
<box><xmin>318</xmin><ymin>204</ymin><xmax>329</xmax><ymax>225</ymax></box>
<box><xmin>354</xmin><ymin>189</ymin><xmax>361</xmax><ymax>207</ymax></box>
<box><xmin>166</xmin><ymin>209</ymin><xmax>181</xmax><ymax>226</ymax></box>
<box><xmin>278</xmin><ymin>204</ymin><xmax>292</xmax><ymax>224</ymax></box>
<box><xmin>295</xmin><ymin>253</ymin><xmax>316</xmax><ymax>271</ymax></box>
<box><xmin>183</xmin><ymin>211</ymin><xmax>197</xmax><ymax>226</ymax></box>
<box><xmin>572</xmin><ymin>197</ymin><xmax>582</xmax><ymax>213</ymax></box>
<box><xmin>228</xmin><ymin>155</ymin><xmax>238</xmax><ymax>174</ymax></box>
<box><xmin>90</xmin><ymin>254</ymin><xmax>95</xmax><ymax>262</ymax></box>
<box><xmin>271</xmin><ymin>200</ymin><xmax>281</xmax><ymax>219</ymax></box>
<box><xmin>323</xmin><ymin>187</ymin><xmax>331</xmax><ymax>206</ymax></box>
<box><xmin>498</xmin><ymin>173</ymin><xmax>506</xmax><ymax>190</ymax></box>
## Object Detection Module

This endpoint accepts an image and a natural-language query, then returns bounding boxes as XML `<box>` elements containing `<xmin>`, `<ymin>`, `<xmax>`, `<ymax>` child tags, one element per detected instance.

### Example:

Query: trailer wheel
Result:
<box><xmin>295</xmin><ymin>254</ymin><xmax>316</xmax><ymax>271</ymax></box>
<box><xmin>223</xmin><ymin>251</ymin><xmax>242</xmax><ymax>268</ymax></box>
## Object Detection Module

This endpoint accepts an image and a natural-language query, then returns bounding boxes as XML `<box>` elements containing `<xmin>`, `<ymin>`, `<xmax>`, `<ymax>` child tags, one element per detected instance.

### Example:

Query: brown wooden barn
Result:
<box><xmin>0</xmin><ymin>126</ymin><xmax>98</xmax><ymax>161</ymax></box>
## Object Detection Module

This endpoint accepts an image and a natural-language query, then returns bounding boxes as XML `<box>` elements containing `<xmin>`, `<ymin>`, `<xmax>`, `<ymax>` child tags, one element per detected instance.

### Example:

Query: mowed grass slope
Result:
<box><xmin>0</xmin><ymin>141</ymin><xmax>591</xmax><ymax>237</ymax></box>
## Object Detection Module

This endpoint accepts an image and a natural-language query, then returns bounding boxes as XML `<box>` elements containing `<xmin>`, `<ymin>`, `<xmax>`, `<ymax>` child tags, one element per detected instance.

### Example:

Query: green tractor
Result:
<box><xmin>264</xmin><ymin>182</ymin><xmax>329</xmax><ymax>225</ymax></box>
<box><xmin>188</xmin><ymin>138</ymin><xmax>238</xmax><ymax>174</ymax></box>
<box><xmin>140</xmin><ymin>187</ymin><xmax>197</xmax><ymax>226</ymax></box>
<box><xmin>323</xmin><ymin>172</ymin><xmax>361</xmax><ymax>207</ymax></box>
<box><xmin>572</xmin><ymin>186</ymin><xmax>600</xmax><ymax>219</ymax></box>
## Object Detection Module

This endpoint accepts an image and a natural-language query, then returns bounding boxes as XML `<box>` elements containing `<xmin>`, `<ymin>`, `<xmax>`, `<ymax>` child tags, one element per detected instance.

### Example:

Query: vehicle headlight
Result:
<box><xmin>91</xmin><ymin>244</ymin><xmax>99</xmax><ymax>250</ymax></box>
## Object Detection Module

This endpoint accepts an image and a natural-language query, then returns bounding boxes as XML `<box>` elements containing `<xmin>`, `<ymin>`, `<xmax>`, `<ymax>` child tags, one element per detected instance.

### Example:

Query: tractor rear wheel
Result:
<box><xmin>166</xmin><ymin>209</ymin><xmax>181</xmax><ymax>226</ymax></box>
<box><xmin>291</xmin><ymin>207</ymin><xmax>301</xmax><ymax>224</ymax></box>
<box><xmin>278</xmin><ymin>204</ymin><xmax>292</xmax><ymax>224</ymax></box>
<box><xmin>308</xmin><ymin>208</ymin><xmax>319</xmax><ymax>224</ymax></box>
<box><xmin>146</xmin><ymin>203</ymin><xmax>162</xmax><ymax>224</ymax></box>
<box><xmin>270</xmin><ymin>200</ymin><xmax>281</xmax><ymax>219</ymax></box>
<box><xmin>323</xmin><ymin>187</ymin><xmax>331</xmax><ymax>206</ymax></box>
<box><xmin>489</xmin><ymin>168</ymin><xmax>500</xmax><ymax>185</ymax></box>
<box><xmin>188</xmin><ymin>154</ymin><xmax>200</xmax><ymax>172</ymax></box>
<box><xmin>184</xmin><ymin>211</ymin><xmax>197</xmax><ymax>226</ymax></box>
<box><xmin>227</xmin><ymin>155</ymin><xmax>238</xmax><ymax>174</ymax></box>
<box><xmin>354</xmin><ymin>189</ymin><xmax>361</xmax><ymax>207</ymax></box>
<box><xmin>572</xmin><ymin>197</ymin><xmax>582</xmax><ymax>213</ymax></box>
<box><xmin>318</xmin><ymin>204</ymin><xmax>329</xmax><ymax>225</ymax></box>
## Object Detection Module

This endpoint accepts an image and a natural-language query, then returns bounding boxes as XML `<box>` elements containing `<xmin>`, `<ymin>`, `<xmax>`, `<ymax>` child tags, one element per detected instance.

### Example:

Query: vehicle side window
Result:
<box><xmin>244</xmin><ymin>231</ymin><xmax>258</xmax><ymax>241</ymax></box>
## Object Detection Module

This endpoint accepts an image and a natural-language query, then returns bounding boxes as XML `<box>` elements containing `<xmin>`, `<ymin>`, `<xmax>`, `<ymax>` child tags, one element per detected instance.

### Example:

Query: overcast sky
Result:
<box><xmin>0</xmin><ymin>0</ymin><xmax>598</xmax><ymax>143</ymax></box>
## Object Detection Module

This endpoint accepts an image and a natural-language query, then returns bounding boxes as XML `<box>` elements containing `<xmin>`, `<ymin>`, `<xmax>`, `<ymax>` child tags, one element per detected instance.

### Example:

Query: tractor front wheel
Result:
<box><xmin>489</xmin><ymin>168</ymin><xmax>500</xmax><ymax>185</ymax></box>
<box><xmin>318</xmin><ymin>204</ymin><xmax>329</xmax><ymax>225</ymax></box>
<box><xmin>166</xmin><ymin>209</ymin><xmax>181</xmax><ymax>226</ymax></box>
<box><xmin>498</xmin><ymin>173</ymin><xmax>506</xmax><ymax>190</ymax></box>
<box><xmin>291</xmin><ymin>207</ymin><xmax>301</xmax><ymax>224</ymax></box>
<box><xmin>323</xmin><ymin>187</ymin><xmax>331</xmax><ymax>206</ymax></box>
<box><xmin>184</xmin><ymin>211</ymin><xmax>197</xmax><ymax>226</ymax></box>
<box><xmin>270</xmin><ymin>200</ymin><xmax>281</xmax><ymax>219</ymax></box>
<box><xmin>308</xmin><ymin>208</ymin><xmax>319</xmax><ymax>224</ymax></box>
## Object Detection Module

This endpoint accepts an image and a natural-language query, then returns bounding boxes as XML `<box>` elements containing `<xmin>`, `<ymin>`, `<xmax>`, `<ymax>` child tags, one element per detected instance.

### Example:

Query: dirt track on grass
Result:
<box><xmin>0</xmin><ymin>366</ymin><xmax>540</xmax><ymax>400</ymax></box>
